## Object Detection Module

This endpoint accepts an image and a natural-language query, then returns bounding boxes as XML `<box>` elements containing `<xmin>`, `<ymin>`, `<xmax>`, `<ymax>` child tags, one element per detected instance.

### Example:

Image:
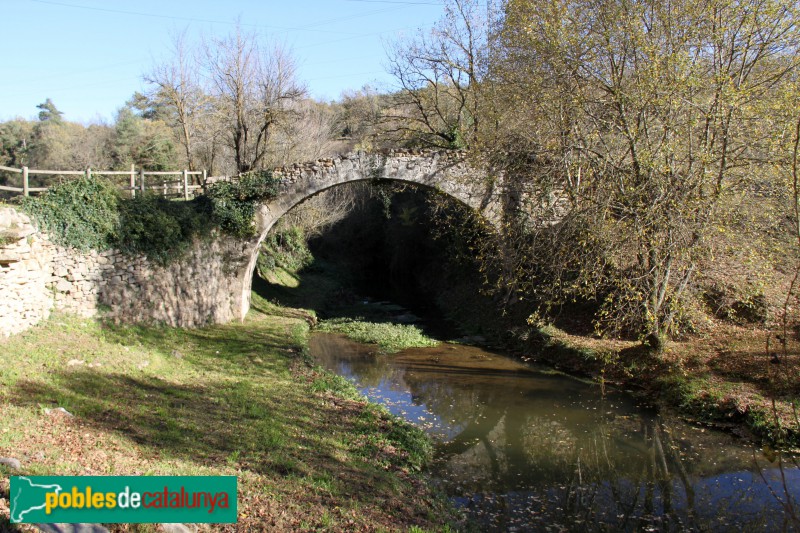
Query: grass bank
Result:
<box><xmin>523</xmin><ymin>323</ymin><xmax>800</xmax><ymax>449</ymax></box>
<box><xmin>0</xmin><ymin>293</ymin><xmax>455</xmax><ymax>532</ymax></box>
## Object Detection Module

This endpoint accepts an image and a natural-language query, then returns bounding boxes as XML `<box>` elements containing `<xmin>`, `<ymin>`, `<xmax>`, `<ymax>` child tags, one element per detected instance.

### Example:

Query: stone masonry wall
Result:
<box><xmin>0</xmin><ymin>208</ymin><xmax>53</xmax><ymax>336</ymax></box>
<box><xmin>96</xmin><ymin>236</ymin><xmax>254</xmax><ymax>327</ymax></box>
<box><xmin>0</xmin><ymin>207</ymin><xmax>255</xmax><ymax>337</ymax></box>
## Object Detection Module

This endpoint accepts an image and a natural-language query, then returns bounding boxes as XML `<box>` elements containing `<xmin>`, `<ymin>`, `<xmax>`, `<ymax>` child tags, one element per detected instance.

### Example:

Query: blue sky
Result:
<box><xmin>1</xmin><ymin>0</ymin><xmax>447</xmax><ymax>123</ymax></box>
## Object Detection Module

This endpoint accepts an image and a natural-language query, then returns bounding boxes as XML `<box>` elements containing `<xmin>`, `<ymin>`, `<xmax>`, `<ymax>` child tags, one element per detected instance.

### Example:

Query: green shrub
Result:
<box><xmin>22</xmin><ymin>170</ymin><xmax>280</xmax><ymax>264</ymax></box>
<box><xmin>310</xmin><ymin>372</ymin><xmax>361</xmax><ymax>399</ymax></box>
<box><xmin>115</xmin><ymin>196</ymin><xmax>213</xmax><ymax>265</ymax></box>
<box><xmin>207</xmin><ymin>170</ymin><xmax>280</xmax><ymax>238</ymax></box>
<box><xmin>21</xmin><ymin>176</ymin><xmax>119</xmax><ymax>251</ymax></box>
<box><xmin>258</xmin><ymin>225</ymin><xmax>313</xmax><ymax>277</ymax></box>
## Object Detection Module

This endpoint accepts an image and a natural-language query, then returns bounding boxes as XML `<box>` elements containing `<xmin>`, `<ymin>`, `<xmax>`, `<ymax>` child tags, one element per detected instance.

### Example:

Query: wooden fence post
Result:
<box><xmin>86</xmin><ymin>168</ymin><xmax>92</xmax><ymax>179</ymax></box>
<box><xmin>139</xmin><ymin>169</ymin><xmax>145</xmax><ymax>196</ymax></box>
<box><xmin>22</xmin><ymin>166</ymin><xmax>29</xmax><ymax>196</ymax></box>
<box><xmin>130</xmin><ymin>164</ymin><xmax>136</xmax><ymax>198</ymax></box>
<box><xmin>182</xmin><ymin>169</ymin><xmax>189</xmax><ymax>200</ymax></box>
<box><xmin>202</xmin><ymin>169</ymin><xmax>207</xmax><ymax>194</ymax></box>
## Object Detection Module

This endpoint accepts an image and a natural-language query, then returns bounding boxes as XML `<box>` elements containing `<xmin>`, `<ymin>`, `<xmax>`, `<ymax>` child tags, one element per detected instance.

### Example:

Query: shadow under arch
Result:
<box><xmin>235</xmin><ymin>151</ymin><xmax>501</xmax><ymax>321</ymax></box>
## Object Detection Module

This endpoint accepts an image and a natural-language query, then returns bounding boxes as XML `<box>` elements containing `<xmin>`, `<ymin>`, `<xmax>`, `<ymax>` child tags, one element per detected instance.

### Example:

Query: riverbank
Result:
<box><xmin>522</xmin><ymin>322</ymin><xmax>800</xmax><ymax>449</ymax></box>
<box><xmin>0</xmin><ymin>292</ymin><xmax>456</xmax><ymax>532</ymax></box>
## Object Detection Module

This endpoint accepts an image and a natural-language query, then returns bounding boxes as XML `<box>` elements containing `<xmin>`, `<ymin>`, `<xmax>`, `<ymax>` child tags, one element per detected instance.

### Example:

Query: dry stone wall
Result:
<box><xmin>96</xmin><ymin>236</ymin><xmax>255</xmax><ymax>327</ymax></box>
<box><xmin>0</xmin><ymin>207</ymin><xmax>255</xmax><ymax>337</ymax></box>
<box><xmin>0</xmin><ymin>208</ymin><xmax>53</xmax><ymax>336</ymax></box>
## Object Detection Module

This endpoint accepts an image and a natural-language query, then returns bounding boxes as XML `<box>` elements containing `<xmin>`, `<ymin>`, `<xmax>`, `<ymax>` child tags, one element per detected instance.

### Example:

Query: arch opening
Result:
<box><xmin>244</xmin><ymin>179</ymin><xmax>500</xmax><ymax>338</ymax></box>
<box><xmin>235</xmin><ymin>150</ymin><xmax>502</xmax><ymax>322</ymax></box>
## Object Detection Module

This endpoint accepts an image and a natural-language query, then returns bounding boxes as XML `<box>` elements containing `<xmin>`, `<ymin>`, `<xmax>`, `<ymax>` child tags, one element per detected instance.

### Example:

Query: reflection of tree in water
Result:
<box><xmin>756</xmin><ymin>452</ymin><xmax>800</xmax><ymax>532</ymax></box>
<box><xmin>401</xmin><ymin>363</ymin><xmax>788</xmax><ymax>531</ymax></box>
<box><xmin>311</xmin><ymin>334</ymin><xmax>799</xmax><ymax>531</ymax></box>
<box><xmin>309</xmin><ymin>334</ymin><xmax>393</xmax><ymax>387</ymax></box>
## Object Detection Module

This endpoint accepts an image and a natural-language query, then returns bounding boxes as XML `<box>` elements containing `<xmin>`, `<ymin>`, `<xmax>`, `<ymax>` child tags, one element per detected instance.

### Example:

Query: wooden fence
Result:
<box><xmin>0</xmin><ymin>164</ymin><xmax>218</xmax><ymax>200</ymax></box>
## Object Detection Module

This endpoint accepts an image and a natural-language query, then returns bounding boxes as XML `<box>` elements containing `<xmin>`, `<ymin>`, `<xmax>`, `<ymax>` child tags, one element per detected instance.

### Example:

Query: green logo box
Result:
<box><xmin>10</xmin><ymin>476</ymin><xmax>237</xmax><ymax>524</ymax></box>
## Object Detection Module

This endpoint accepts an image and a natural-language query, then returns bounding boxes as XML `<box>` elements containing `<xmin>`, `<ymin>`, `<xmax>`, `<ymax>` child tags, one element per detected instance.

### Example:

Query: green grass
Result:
<box><xmin>0</xmin><ymin>296</ymin><xmax>453</xmax><ymax>531</ymax></box>
<box><xmin>318</xmin><ymin>317</ymin><xmax>440</xmax><ymax>353</ymax></box>
<box><xmin>656</xmin><ymin>372</ymin><xmax>799</xmax><ymax>446</ymax></box>
<box><xmin>254</xmin><ymin>256</ymin><xmax>441</xmax><ymax>355</ymax></box>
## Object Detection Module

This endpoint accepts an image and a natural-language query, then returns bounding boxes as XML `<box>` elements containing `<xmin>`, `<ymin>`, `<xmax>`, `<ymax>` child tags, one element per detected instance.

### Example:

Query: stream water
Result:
<box><xmin>310</xmin><ymin>330</ymin><xmax>800</xmax><ymax>531</ymax></box>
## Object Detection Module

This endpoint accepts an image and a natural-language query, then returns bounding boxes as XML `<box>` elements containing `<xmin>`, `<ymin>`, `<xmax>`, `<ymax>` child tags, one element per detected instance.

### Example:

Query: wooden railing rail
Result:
<box><xmin>0</xmin><ymin>165</ymin><xmax>219</xmax><ymax>200</ymax></box>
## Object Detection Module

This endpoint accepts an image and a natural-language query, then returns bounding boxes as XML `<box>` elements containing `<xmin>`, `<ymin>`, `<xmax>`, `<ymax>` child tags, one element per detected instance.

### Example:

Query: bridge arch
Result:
<box><xmin>235</xmin><ymin>150</ymin><xmax>501</xmax><ymax>320</ymax></box>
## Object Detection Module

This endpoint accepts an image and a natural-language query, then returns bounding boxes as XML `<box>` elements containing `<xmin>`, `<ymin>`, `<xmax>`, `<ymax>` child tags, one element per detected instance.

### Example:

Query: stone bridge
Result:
<box><xmin>242</xmin><ymin>150</ymin><xmax>503</xmax><ymax>317</ymax></box>
<box><xmin>1</xmin><ymin>151</ymin><xmax>508</xmax><ymax>336</ymax></box>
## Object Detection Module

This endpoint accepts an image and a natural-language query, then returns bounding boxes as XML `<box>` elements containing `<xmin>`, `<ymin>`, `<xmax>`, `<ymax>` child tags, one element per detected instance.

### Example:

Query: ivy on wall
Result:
<box><xmin>115</xmin><ymin>196</ymin><xmax>213</xmax><ymax>265</ymax></box>
<box><xmin>20</xmin><ymin>170</ymin><xmax>281</xmax><ymax>264</ymax></box>
<box><xmin>206</xmin><ymin>170</ymin><xmax>280</xmax><ymax>238</ymax></box>
<box><xmin>21</xmin><ymin>176</ymin><xmax>120</xmax><ymax>251</ymax></box>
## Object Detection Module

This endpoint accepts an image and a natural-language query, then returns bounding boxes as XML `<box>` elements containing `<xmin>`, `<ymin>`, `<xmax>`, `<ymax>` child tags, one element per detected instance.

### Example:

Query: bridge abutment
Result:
<box><xmin>0</xmin><ymin>206</ymin><xmax>256</xmax><ymax>337</ymax></box>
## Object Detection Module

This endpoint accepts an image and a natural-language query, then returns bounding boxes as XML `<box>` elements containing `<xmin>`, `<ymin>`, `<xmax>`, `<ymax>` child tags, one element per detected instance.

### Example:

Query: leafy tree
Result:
<box><xmin>493</xmin><ymin>0</ymin><xmax>800</xmax><ymax>344</ymax></box>
<box><xmin>127</xmin><ymin>91</ymin><xmax>173</xmax><ymax>122</ymax></box>
<box><xmin>111</xmin><ymin>107</ymin><xmax>177</xmax><ymax>170</ymax></box>
<box><xmin>0</xmin><ymin>120</ymin><xmax>34</xmax><ymax>167</ymax></box>
<box><xmin>36</xmin><ymin>98</ymin><xmax>64</xmax><ymax>124</ymax></box>
<box><xmin>386</xmin><ymin>0</ymin><xmax>800</xmax><ymax>347</ymax></box>
<box><xmin>29</xmin><ymin>114</ymin><xmax>72</xmax><ymax>170</ymax></box>
<box><xmin>9</xmin><ymin>100</ymin><xmax>113</xmax><ymax>171</ymax></box>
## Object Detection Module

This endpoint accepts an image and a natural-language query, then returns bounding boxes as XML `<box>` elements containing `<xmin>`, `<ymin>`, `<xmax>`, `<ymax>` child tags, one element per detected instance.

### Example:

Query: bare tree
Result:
<box><xmin>272</xmin><ymin>99</ymin><xmax>340</xmax><ymax>165</ymax></box>
<box><xmin>336</xmin><ymin>85</ymin><xmax>386</xmax><ymax>151</ymax></box>
<box><xmin>145</xmin><ymin>30</ymin><xmax>205</xmax><ymax>172</ymax></box>
<box><xmin>281</xmin><ymin>182</ymin><xmax>373</xmax><ymax>239</ymax></box>
<box><xmin>384</xmin><ymin>0</ymin><xmax>488</xmax><ymax>149</ymax></box>
<box><xmin>204</xmin><ymin>25</ymin><xmax>306</xmax><ymax>173</ymax></box>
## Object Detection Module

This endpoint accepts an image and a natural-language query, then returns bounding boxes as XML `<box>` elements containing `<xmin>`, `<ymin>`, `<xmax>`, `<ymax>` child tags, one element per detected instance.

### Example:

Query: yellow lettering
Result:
<box><xmin>45</xmin><ymin>492</ymin><xmax>58</xmax><ymax>515</ymax></box>
<box><xmin>106</xmin><ymin>492</ymin><xmax>117</xmax><ymax>509</ymax></box>
<box><xmin>92</xmin><ymin>492</ymin><xmax>104</xmax><ymax>508</ymax></box>
<box><xmin>59</xmin><ymin>493</ymin><xmax>71</xmax><ymax>509</ymax></box>
<box><xmin>71</xmin><ymin>486</ymin><xmax>84</xmax><ymax>509</ymax></box>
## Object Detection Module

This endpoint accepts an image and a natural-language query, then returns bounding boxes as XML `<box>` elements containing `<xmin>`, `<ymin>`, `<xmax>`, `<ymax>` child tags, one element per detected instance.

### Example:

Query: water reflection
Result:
<box><xmin>310</xmin><ymin>333</ymin><xmax>800</xmax><ymax>531</ymax></box>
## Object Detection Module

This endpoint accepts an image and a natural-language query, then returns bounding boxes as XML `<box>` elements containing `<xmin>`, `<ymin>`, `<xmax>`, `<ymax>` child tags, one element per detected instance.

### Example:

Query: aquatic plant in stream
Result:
<box><xmin>317</xmin><ymin>317</ymin><xmax>439</xmax><ymax>353</ymax></box>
